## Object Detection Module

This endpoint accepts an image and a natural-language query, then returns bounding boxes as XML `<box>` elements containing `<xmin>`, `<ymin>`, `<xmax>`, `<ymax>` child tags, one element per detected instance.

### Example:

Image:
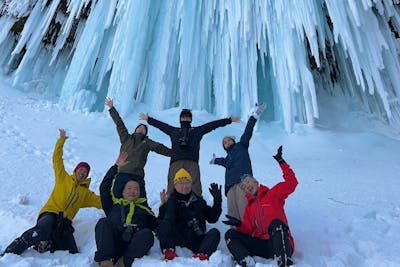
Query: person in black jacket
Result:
<box><xmin>140</xmin><ymin>109</ymin><xmax>239</xmax><ymax>196</ymax></box>
<box><xmin>156</xmin><ymin>168</ymin><xmax>222</xmax><ymax>261</ymax></box>
<box><xmin>94</xmin><ymin>152</ymin><xmax>157</xmax><ymax>267</ymax></box>
<box><xmin>106</xmin><ymin>98</ymin><xmax>171</xmax><ymax>198</ymax></box>
<box><xmin>210</xmin><ymin>103</ymin><xmax>266</xmax><ymax>220</ymax></box>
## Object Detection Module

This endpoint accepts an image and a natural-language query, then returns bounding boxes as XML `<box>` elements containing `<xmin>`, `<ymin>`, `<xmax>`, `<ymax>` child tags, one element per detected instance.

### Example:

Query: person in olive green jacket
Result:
<box><xmin>2</xmin><ymin>129</ymin><xmax>101</xmax><ymax>256</ymax></box>
<box><xmin>106</xmin><ymin>98</ymin><xmax>171</xmax><ymax>197</ymax></box>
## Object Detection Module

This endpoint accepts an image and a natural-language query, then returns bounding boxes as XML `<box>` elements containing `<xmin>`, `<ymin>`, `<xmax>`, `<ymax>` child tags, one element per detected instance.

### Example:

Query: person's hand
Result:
<box><xmin>209</xmin><ymin>183</ymin><xmax>222</xmax><ymax>203</ymax></box>
<box><xmin>222</xmin><ymin>215</ymin><xmax>241</xmax><ymax>227</ymax></box>
<box><xmin>139</xmin><ymin>113</ymin><xmax>149</xmax><ymax>121</ymax></box>
<box><xmin>272</xmin><ymin>145</ymin><xmax>285</xmax><ymax>164</ymax></box>
<box><xmin>115</xmin><ymin>151</ymin><xmax>129</xmax><ymax>167</ymax></box>
<box><xmin>209</xmin><ymin>153</ymin><xmax>216</xmax><ymax>164</ymax></box>
<box><xmin>160</xmin><ymin>189</ymin><xmax>169</xmax><ymax>203</ymax></box>
<box><xmin>59</xmin><ymin>129</ymin><xmax>68</xmax><ymax>139</ymax></box>
<box><xmin>105</xmin><ymin>97</ymin><xmax>114</xmax><ymax>109</ymax></box>
<box><xmin>230</xmin><ymin>116</ymin><xmax>240</xmax><ymax>123</ymax></box>
<box><xmin>252</xmin><ymin>102</ymin><xmax>266</xmax><ymax>119</ymax></box>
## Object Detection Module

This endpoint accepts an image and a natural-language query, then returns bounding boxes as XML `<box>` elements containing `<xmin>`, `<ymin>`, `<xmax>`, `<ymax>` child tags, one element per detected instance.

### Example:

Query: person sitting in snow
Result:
<box><xmin>210</xmin><ymin>103</ymin><xmax>266</xmax><ymax>220</ymax></box>
<box><xmin>94</xmin><ymin>151</ymin><xmax>157</xmax><ymax>267</ymax></box>
<box><xmin>2</xmin><ymin>129</ymin><xmax>102</xmax><ymax>256</ymax></box>
<box><xmin>156</xmin><ymin>168</ymin><xmax>222</xmax><ymax>261</ymax></box>
<box><xmin>140</xmin><ymin>109</ymin><xmax>240</xmax><ymax>197</ymax></box>
<box><xmin>105</xmin><ymin>97</ymin><xmax>171</xmax><ymax>198</ymax></box>
<box><xmin>223</xmin><ymin>146</ymin><xmax>297</xmax><ymax>267</ymax></box>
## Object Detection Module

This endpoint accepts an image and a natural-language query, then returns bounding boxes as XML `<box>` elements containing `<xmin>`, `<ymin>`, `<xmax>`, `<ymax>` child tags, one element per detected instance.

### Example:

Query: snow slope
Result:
<box><xmin>0</xmin><ymin>78</ymin><xmax>400</xmax><ymax>267</ymax></box>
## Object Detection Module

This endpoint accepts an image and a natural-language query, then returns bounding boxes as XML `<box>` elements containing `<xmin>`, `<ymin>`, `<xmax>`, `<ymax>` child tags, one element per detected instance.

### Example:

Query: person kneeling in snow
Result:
<box><xmin>2</xmin><ymin>129</ymin><xmax>102</xmax><ymax>256</ymax></box>
<box><xmin>156</xmin><ymin>168</ymin><xmax>222</xmax><ymax>261</ymax></box>
<box><xmin>94</xmin><ymin>152</ymin><xmax>157</xmax><ymax>267</ymax></box>
<box><xmin>223</xmin><ymin>146</ymin><xmax>298</xmax><ymax>267</ymax></box>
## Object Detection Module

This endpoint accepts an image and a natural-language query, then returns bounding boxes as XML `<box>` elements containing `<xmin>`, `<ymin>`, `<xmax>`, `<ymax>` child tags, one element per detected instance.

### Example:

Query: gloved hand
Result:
<box><xmin>209</xmin><ymin>153</ymin><xmax>216</xmax><ymax>164</ymax></box>
<box><xmin>272</xmin><ymin>145</ymin><xmax>285</xmax><ymax>164</ymax></box>
<box><xmin>222</xmin><ymin>214</ymin><xmax>241</xmax><ymax>227</ymax></box>
<box><xmin>209</xmin><ymin>183</ymin><xmax>222</xmax><ymax>203</ymax></box>
<box><xmin>252</xmin><ymin>102</ymin><xmax>266</xmax><ymax>119</ymax></box>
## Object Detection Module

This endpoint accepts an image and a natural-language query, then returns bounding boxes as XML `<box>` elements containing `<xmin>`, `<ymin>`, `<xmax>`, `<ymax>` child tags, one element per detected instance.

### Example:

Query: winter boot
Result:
<box><xmin>276</xmin><ymin>255</ymin><xmax>293</xmax><ymax>267</ymax></box>
<box><xmin>164</xmin><ymin>248</ymin><xmax>178</xmax><ymax>260</ymax></box>
<box><xmin>3</xmin><ymin>237</ymin><xmax>30</xmax><ymax>255</ymax></box>
<box><xmin>237</xmin><ymin>256</ymin><xmax>256</xmax><ymax>267</ymax></box>
<box><xmin>192</xmin><ymin>253</ymin><xmax>209</xmax><ymax>260</ymax></box>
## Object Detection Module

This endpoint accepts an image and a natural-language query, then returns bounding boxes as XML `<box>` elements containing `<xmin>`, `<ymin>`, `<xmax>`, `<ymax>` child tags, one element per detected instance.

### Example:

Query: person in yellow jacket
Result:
<box><xmin>2</xmin><ymin>129</ymin><xmax>101</xmax><ymax>256</ymax></box>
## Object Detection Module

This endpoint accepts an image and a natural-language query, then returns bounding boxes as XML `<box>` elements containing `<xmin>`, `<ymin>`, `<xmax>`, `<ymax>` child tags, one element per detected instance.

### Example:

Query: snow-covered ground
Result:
<box><xmin>0</xmin><ymin>78</ymin><xmax>400</xmax><ymax>267</ymax></box>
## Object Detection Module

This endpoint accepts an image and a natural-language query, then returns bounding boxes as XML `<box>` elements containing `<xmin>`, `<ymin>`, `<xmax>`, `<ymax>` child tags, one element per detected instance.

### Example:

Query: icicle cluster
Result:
<box><xmin>0</xmin><ymin>0</ymin><xmax>399</xmax><ymax>132</ymax></box>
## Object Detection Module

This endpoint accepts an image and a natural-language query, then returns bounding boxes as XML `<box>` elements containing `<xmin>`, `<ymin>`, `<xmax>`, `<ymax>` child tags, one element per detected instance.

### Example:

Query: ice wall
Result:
<box><xmin>0</xmin><ymin>0</ymin><xmax>399</xmax><ymax>132</ymax></box>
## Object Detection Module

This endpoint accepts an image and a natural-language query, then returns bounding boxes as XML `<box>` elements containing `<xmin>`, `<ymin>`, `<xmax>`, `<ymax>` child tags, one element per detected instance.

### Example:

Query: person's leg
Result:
<box><xmin>225</xmin><ymin>229</ymin><xmax>274</xmax><ymax>265</ymax></box>
<box><xmin>3</xmin><ymin>213</ymin><xmax>57</xmax><ymax>255</ymax></box>
<box><xmin>123</xmin><ymin>228</ymin><xmax>154</xmax><ymax>267</ymax></box>
<box><xmin>196</xmin><ymin>228</ymin><xmax>220</xmax><ymax>257</ymax></box>
<box><xmin>167</xmin><ymin>161</ymin><xmax>183</xmax><ymax>196</ymax></box>
<box><xmin>184</xmin><ymin>161</ymin><xmax>201</xmax><ymax>196</ymax></box>
<box><xmin>268</xmin><ymin>219</ymin><xmax>293</xmax><ymax>267</ymax></box>
<box><xmin>227</xmin><ymin>184</ymin><xmax>247</xmax><ymax>220</ymax></box>
<box><xmin>94</xmin><ymin>218</ymin><xmax>118</xmax><ymax>263</ymax></box>
<box><xmin>156</xmin><ymin>220</ymin><xmax>178</xmax><ymax>252</ymax></box>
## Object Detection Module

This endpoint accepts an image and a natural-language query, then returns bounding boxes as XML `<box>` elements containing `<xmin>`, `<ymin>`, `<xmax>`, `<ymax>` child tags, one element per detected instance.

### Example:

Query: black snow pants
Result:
<box><xmin>225</xmin><ymin>219</ymin><xmax>293</xmax><ymax>264</ymax></box>
<box><xmin>2</xmin><ymin>212</ymin><xmax>77</xmax><ymax>255</ymax></box>
<box><xmin>157</xmin><ymin>221</ymin><xmax>220</xmax><ymax>256</ymax></box>
<box><xmin>94</xmin><ymin>217</ymin><xmax>154</xmax><ymax>267</ymax></box>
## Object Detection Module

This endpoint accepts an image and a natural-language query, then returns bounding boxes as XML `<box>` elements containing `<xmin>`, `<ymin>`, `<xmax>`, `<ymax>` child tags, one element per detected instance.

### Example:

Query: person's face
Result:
<box><xmin>223</xmin><ymin>137</ymin><xmax>235</xmax><ymax>150</ymax></box>
<box><xmin>122</xmin><ymin>180</ymin><xmax>140</xmax><ymax>201</ymax></box>
<box><xmin>174</xmin><ymin>179</ymin><xmax>192</xmax><ymax>195</ymax></box>
<box><xmin>135</xmin><ymin>125</ymin><xmax>147</xmax><ymax>135</ymax></box>
<box><xmin>180</xmin><ymin>115</ymin><xmax>192</xmax><ymax>122</ymax></box>
<box><xmin>75</xmin><ymin>167</ymin><xmax>89</xmax><ymax>182</ymax></box>
<box><xmin>241</xmin><ymin>177</ymin><xmax>259</xmax><ymax>195</ymax></box>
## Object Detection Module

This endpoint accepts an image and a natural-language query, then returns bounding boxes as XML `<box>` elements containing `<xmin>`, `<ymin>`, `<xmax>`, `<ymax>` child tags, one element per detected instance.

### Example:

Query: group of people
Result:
<box><xmin>2</xmin><ymin>98</ymin><xmax>298</xmax><ymax>267</ymax></box>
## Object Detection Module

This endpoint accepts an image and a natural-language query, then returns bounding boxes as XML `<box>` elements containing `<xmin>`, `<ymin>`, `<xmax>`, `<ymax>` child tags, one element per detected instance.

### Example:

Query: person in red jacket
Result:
<box><xmin>223</xmin><ymin>146</ymin><xmax>297</xmax><ymax>267</ymax></box>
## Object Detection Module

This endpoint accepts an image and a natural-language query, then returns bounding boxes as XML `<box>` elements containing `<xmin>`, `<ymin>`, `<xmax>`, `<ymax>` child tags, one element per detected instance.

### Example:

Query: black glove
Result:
<box><xmin>209</xmin><ymin>183</ymin><xmax>222</xmax><ymax>203</ymax></box>
<box><xmin>272</xmin><ymin>145</ymin><xmax>285</xmax><ymax>164</ymax></box>
<box><xmin>222</xmin><ymin>214</ymin><xmax>241</xmax><ymax>227</ymax></box>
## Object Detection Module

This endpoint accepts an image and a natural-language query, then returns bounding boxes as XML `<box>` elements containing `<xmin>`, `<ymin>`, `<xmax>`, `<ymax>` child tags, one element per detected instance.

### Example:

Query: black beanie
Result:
<box><xmin>134</xmin><ymin>123</ymin><xmax>148</xmax><ymax>135</ymax></box>
<box><xmin>180</xmin><ymin>109</ymin><xmax>192</xmax><ymax>119</ymax></box>
<box><xmin>112</xmin><ymin>173</ymin><xmax>141</xmax><ymax>199</ymax></box>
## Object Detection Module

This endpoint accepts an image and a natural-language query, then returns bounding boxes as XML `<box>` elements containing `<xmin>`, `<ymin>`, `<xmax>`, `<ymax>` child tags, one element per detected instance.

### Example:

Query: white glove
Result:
<box><xmin>252</xmin><ymin>102</ymin><xmax>266</xmax><ymax>119</ymax></box>
<box><xmin>209</xmin><ymin>153</ymin><xmax>216</xmax><ymax>164</ymax></box>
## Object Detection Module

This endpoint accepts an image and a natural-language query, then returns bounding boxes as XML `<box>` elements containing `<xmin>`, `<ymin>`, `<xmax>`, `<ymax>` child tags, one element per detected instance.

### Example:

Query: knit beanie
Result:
<box><xmin>112</xmin><ymin>173</ymin><xmax>140</xmax><ymax>199</ymax></box>
<box><xmin>134</xmin><ymin>123</ymin><xmax>148</xmax><ymax>135</ymax></box>
<box><xmin>180</xmin><ymin>109</ymin><xmax>192</xmax><ymax>119</ymax></box>
<box><xmin>173</xmin><ymin>168</ymin><xmax>192</xmax><ymax>184</ymax></box>
<box><xmin>74</xmin><ymin>162</ymin><xmax>90</xmax><ymax>173</ymax></box>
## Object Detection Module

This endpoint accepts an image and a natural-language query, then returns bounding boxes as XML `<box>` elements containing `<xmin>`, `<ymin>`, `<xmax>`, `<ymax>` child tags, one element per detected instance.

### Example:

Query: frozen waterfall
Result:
<box><xmin>0</xmin><ymin>0</ymin><xmax>400</xmax><ymax>132</ymax></box>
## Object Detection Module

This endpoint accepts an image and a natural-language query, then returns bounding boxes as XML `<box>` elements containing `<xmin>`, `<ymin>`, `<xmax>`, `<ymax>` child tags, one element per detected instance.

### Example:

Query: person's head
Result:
<box><xmin>134</xmin><ymin>123</ymin><xmax>148</xmax><ymax>135</ymax></box>
<box><xmin>112</xmin><ymin>173</ymin><xmax>141</xmax><ymax>201</ymax></box>
<box><xmin>173</xmin><ymin>168</ymin><xmax>192</xmax><ymax>195</ymax></box>
<box><xmin>179</xmin><ymin>109</ymin><xmax>192</xmax><ymax>123</ymax></box>
<box><xmin>222</xmin><ymin>136</ymin><xmax>236</xmax><ymax>151</ymax></box>
<box><xmin>74</xmin><ymin>162</ymin><xmax>90</xmax><ymax>182</ymax></box>
<box><xmin>240</xmin><ymin>174</ymin><xmax>259</xmax><ymax>195</ymax></box>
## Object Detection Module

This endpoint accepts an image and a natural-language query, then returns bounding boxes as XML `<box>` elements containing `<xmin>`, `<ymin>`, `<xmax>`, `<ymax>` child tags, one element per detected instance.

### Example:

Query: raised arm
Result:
<box><xmin>106</xmin><ymin>98</ymin><xmax>130</xmax><ymax>143</ymax></box>
<box><xmin>205</xmin><ymin>183</ymin><xmax>222</xmax><ymax>223</ymax></box>
<box><xmin>52</xmin><ymin>129</ymin><xmax>69</xmax><ymax>180</ymax></box>
<box><xmin>99</xmin><ymin>152</ymin><xmax>129</xmax><ymax>215</ymax></box>
<box><xmin>143</xmin><ymin>114</ymin><xmax>175</xmax><ymax>136</ymax></box>
<box><xmin>239</xmin><ymin>116</ymin><xmax>257</xmax><ymax>147</ymax></box>
<box><xmin>147</xmin><ymin>138</ymin><xmax>171</xmax><ymax>157</ymax></box>
<box><xmin>198</xmin><ymin>117</ymin><xmax>239</xmax><ymax>136</ymax></box>
<box><xmin>270</xmin><ymin>146</ymin><xmax>298</xmax><ymax>199</ymax></box>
